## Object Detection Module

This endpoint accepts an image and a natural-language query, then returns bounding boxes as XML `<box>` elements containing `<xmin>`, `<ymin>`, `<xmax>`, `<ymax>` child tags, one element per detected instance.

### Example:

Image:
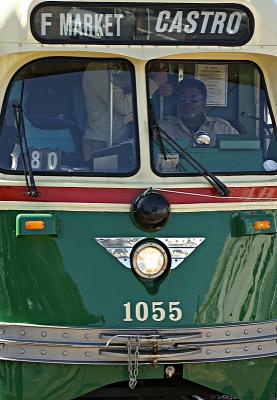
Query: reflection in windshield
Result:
<box><xmin>147</xmin><ymin>61</ymin><xmax>277</xmax><ymax>174</ymax></box>
<box><xmin>0</xmin><ymin>59</ymin><xmax>138</xmax><ymax>175</ymax></box>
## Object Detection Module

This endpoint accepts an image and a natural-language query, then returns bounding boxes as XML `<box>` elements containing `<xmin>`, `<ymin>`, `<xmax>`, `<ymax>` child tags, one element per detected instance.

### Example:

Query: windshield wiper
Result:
<box><xmin>12</xmin><ymin>80</ymin><xmax>39</xmax><ymax>198</ymax></box>
<box><xmin>149</xmin><ymin>100</ymin><xmax>229</xmax><ymax>197</ymax></box>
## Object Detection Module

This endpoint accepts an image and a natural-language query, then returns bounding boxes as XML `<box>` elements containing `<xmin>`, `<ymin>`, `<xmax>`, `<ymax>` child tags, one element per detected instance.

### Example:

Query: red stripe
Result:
<box><xmin>0</xmin><ymin>185</ymin><xmax>277</xmax><ymax>204</ymax></box>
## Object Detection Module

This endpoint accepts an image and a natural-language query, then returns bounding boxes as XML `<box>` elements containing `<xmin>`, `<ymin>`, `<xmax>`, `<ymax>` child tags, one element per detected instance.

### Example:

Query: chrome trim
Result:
<box><xmin>95</xmin><ymin>237</ymin><xmax>205</xmax><ymax>269</ymax></box>
<box><xmin>0</xmin><ymin>321</ymin><xmax>275</xmax><ymax>364</ymax></box>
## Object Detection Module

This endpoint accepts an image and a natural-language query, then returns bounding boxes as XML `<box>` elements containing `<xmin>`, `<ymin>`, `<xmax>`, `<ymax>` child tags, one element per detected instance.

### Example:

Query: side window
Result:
<box><xmin>0</xmin><ymin>58</ymin><xmax>139</xmax><ymax>175</ymax></box>
<box><xmin>147</xmin><ymin>61</ymin><xmax>277</xmax><ymax>174</ymax></box>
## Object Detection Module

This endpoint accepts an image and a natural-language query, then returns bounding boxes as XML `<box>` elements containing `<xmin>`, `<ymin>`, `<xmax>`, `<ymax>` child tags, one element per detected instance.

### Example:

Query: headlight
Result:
<box><xmin>131</xmin><ymin>241</ymin><xmax>169</xmax><ymax>279</ymax></box>
<box><xmin>131</xmin><ymin>191</ymin><xmax>170</xmax><ymax>231</ymax></box>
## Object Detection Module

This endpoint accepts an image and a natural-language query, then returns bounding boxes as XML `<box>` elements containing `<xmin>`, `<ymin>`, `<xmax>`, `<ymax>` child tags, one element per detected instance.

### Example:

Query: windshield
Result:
<box><xmin>147</xmin><ymin>61</ymin><xmax>277</xmax><ymax>174</ymax></box>
<box><xmin>0</xmin><ymin>58</ymin><xmax>138</xmax><ymax>175</ymax></box>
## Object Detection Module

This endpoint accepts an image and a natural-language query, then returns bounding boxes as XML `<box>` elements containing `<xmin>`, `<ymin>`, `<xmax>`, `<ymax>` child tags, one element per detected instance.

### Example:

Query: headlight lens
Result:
<box><xmin>132</xmin><ymin>242</ymin><xmax>168</xmax><ymax>279</ymax></box>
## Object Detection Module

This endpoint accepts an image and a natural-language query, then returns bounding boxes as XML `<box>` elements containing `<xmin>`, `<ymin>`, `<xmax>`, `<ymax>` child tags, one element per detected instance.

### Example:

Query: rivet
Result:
<box><xmin>225</xmin><ymin>331</ymin><xmax>231</xmax><ymax>336</ymax></box>
<box><xmin>225</xmin><ymin>348</ymin><xmax>230</xmax><ymax>353</ymax></box>
<box><xmin>85</xmin><ymin>351</ymin><xmax>91</xmax><ymax>357</ymax></box>
<box><xmin>62</xmin><ymin>351</ymin><xmax>68</xmax><ymax>356</ymax></box>
<box><xmin>258</xmin><ymin>346</ymin><xmax>262</xmax><ymax>351</ymax></box>
<box><xmin>257</xmin><ymin>328</ymin><xmax>262</xmax><ymax>333</ymax></box>
<box><xmin>244</xmin><ymin>347</ymin><xmax>249</xmax><ymax>352</ymax></box>
<box><xmin>244</xmin><ymin>330</ymin><xmax>248</xmax><ymax>335</ymax></box>
<box><xmin>41</xmin><ymin>331</ymin><xmax>47</xmax><ymax>337</ymax></box>
<box><xmin>165</xmin><ymin>365</ymin><xmax>175</xmax><ymax>378</ymax></box>
<box><xmin>152</xmin><ymin>358</ymin><xmax>158</xmax><ymax>367</ymax></box>
<box><xmin>206</xmin><ymin>332</ymin><xmax>211</xmax><ymax>337</ymax></box>
<box><xmin>20</xmin><ymin>348</ymin><xmax>25</xmax><ymax>354</ymax></box>
<box><xmin>63</xmin><ymin>333</ymin><xmax>68</xmax><ymax>338</ymax></box>
<box><xmin>41</xmin><ymin>350</ymin><xmax>46</xmax><ymax>355</ymax></box>
<box><xmin>85</xmin><ymin>333</ymin><xmax>91</xmax><ymax>339</ymax></box>
<box><xmin>206</xmin><ymin>350</ymin><xmax>211</xmax><ymax>355</ymax></box>
<box><xmin>20</xmin><ymin>330</ymin><xmax>25</xmax><ymax>336</ymax></box>
<box><xmin>0</xmin><ymin>329</ymin><xmax>5</xmax><ymax>335</ymax></box>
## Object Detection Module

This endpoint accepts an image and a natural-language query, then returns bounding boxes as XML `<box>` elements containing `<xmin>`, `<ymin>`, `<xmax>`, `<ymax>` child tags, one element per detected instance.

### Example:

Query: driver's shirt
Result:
<box><xmin>159</xmin><ymin>113</ymin><xmax>239</xmax><ymax>146</ymax></box>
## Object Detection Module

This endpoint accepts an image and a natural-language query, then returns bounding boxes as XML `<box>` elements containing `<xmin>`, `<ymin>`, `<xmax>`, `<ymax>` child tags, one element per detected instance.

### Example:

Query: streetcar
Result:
<box><xmin>0</xmin><ymin>0</ymin><xmax>276</xmax><ymax>399</ymax></box>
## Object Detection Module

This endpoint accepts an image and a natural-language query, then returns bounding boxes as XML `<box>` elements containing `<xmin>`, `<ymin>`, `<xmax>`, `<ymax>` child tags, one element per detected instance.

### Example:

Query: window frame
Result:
<box><xmin>0</xmin><ymin>56</ymin><xmax>140</xmax><ymax>177</ymax></box>
<box><xmin>146</xmin><ymin>59</ymin><xmax>277</xmax><ymax>177</ymax></box>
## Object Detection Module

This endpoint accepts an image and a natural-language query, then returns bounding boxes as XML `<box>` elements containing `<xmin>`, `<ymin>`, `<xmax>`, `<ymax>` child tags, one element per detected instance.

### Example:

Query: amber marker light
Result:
<box><xmin>24</xmin><ymin>221</ymin><xmax>45</xmax><ymax>230</ymax></box>
<box><xmin>253</xmin><ymin>220</ymin><xmax>271</xmax><ymax>230</ymax></box>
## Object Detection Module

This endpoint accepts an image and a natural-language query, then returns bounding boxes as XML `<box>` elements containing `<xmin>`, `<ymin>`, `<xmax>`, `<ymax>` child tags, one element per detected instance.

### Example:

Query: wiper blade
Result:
<box><xmin>149</xmin><ymin>101</ymin><xmax>229</xmax><ymax>197</ymax></box>
<box><xmin>12</xmin><ymin>102</ymin><xmax>39</xmax><ymax>198</ymax></box>
<box><xmin>159</xmin><ymin>127</ymin><xmax>229</xmax><ymax>196</ymax></box>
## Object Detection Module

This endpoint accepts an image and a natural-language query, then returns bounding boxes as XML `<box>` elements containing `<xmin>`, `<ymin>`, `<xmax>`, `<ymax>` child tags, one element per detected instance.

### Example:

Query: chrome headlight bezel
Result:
<box><xmin>131</xmin><ymin>241</ymin><xmax>169</xmax><ymax>279</ymax></box>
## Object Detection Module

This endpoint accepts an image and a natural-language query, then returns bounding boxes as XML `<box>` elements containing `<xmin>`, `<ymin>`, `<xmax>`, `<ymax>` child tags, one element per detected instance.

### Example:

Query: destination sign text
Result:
<box><xmin>31</xmin><ymin>3</ymin><xmax>254</xmax><ymax>46</ymax></box>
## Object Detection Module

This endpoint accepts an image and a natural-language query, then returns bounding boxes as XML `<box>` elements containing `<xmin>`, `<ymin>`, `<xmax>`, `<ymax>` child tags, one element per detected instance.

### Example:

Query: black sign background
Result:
<box><xmin>31</xmin><ymin>2</ymin><xmax>254</xmax><ymax>46</ymax></box>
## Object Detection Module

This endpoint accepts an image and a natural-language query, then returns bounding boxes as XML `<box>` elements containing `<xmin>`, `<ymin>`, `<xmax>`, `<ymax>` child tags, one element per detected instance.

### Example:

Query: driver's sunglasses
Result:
<box><xmin>178</xmin><ymin>94</ymin><xmax>204</xmax><ymax>103</ymax></box>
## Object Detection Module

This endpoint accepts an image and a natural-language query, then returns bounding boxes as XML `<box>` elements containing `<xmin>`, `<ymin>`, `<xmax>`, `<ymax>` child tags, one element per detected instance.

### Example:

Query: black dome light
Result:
<box><xmin>131</xmin><ymin>190</ymin><xmax>171</xmax><ymax>231</ymax></box>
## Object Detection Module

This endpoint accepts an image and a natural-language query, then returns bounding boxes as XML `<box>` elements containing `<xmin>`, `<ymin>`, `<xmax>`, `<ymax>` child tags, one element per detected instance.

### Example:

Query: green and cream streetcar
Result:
<box><xmin>0</xmin><ymin>0</ymin><xmax>276</xmax><ymax>399</ymax></box>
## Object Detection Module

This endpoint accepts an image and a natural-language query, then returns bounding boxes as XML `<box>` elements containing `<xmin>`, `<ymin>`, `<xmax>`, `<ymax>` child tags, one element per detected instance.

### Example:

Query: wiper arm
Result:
<box><xmin>12</xmin><ymin>98</ymin><xmax>39</xmax><ymax>197</ymax></box>
<box><xmin>149</xmin><ymin>101</ymin><xmax>229</xmax><ymax>197</ymax></box>
<box><xmin>159</xmin><ymin>127</ymin><xmax>229</xmax><ymax>196</ymax></box>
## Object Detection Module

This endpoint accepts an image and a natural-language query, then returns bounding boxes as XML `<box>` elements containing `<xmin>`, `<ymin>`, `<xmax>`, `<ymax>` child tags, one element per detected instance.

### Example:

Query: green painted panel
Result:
<box><xmin>154</xmin><ymin>141</ymin><xmax>263</xmax><ymax>173</ymax></box>
<box><xmin>216</xmin><ymin>135</ymin><xmax>260</xmax><ymax>149</ymax></box>
<box><xmin>0</xmin><ymin>210</ymin><xmax>275</xmax><ymax>326</ymax></box>
<box><xmin>183</xmin><ymin>357</ymin><xmax>277</xmax><ymax>400</ymax></box>
<box><xmin>0</xmin><ymin>209</ymin><xmax>274</xmax><ymax>399</ymax></box>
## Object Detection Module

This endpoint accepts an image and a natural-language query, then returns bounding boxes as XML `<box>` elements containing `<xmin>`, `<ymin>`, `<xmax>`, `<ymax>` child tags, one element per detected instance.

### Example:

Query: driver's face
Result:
<box><xmin>177</xmin><ymin>87</ymin><xmax>206</xmax><ymax>120</ymax></box>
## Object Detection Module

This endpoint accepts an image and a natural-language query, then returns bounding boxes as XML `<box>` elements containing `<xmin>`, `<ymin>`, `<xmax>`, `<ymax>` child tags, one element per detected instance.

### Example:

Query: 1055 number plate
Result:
<box><xmin>123</xmin><ymin>301</ymin><xmax>182</xmax><ymax>322</ymax></box>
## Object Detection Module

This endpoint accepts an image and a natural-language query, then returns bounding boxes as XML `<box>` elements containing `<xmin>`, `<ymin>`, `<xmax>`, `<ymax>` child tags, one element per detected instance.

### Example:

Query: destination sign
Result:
<box><xmin>31</xmin><ymin>2</ymin><xmax>254</xmax><ymax>45</ymax></box>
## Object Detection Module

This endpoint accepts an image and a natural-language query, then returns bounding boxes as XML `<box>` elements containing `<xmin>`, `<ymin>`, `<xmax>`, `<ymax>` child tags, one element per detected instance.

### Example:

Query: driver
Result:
<box><xmin>159</xmin><ymin>78</ymin><xmax>239</xmax><ymax>146</ymax></box>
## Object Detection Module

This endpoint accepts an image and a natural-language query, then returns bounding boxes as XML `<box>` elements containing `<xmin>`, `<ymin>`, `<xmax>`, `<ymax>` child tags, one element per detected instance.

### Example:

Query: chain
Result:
<box><xmin>127</xmin><ymin>336</ymin><xmax>140</xmax><ymax>390</ymax></box>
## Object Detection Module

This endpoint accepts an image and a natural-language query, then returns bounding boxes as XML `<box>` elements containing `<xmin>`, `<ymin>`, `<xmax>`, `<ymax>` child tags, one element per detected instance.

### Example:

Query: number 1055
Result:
<box><xmin>123</xmin><ymin>301</ymin><xmax>182</xmax><ymax>322</ymax></box>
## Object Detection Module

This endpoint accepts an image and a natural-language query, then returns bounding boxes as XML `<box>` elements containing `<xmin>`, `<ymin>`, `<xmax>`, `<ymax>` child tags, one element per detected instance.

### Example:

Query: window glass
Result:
<box><xmin>0</xmin><ymin>58</ymin><xmax>138</xmax><ymax>175</ymax></box>
<box><xmin>147</xmin><ymin>61</ymin><xmax>277</xmax><ymax>174</ymax></box>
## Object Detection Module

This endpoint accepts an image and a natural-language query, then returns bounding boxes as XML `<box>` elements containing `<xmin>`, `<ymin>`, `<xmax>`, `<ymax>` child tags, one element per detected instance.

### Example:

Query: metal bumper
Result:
<box><xmin>0</xmin><ymin>320</ymin><xmax>275</xmax><ymax>365</ymax></box>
